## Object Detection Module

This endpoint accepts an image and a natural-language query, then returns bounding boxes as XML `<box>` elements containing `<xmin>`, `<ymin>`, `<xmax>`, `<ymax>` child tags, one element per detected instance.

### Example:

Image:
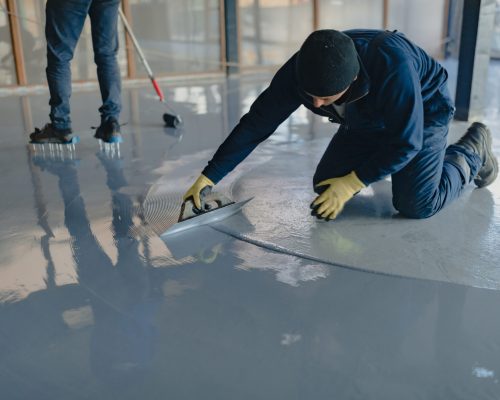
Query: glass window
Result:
<box><xmin>0</xmin><ymin>1</ymin><xmax>16</xmax><ymax>85</ymax></box>
<box><xmin>14</xmin><ymin>0</ymin><xmax>127</xmax><ymax>85</ymax></box>
<box><xmin>491</xmin><ymin>0</ymin><xmax>500</xmax><ymax>59</ymax></box>
<box><xmin>128</xmin><ymin>0</ymin><xmax>222</xmax><ymax>76</ymax></box>
<box><xmin>70</xmin><ymin>18</ymin><xmax>128</xmax><ymax>82</ymax></box>
<box><xmin>239</xmin><ymin>0</ymin><xmax>314</xmax><ymax>67</ymax></box>
<box><xmin>317</xmin><ymin>0</ymin><xmax>384</xmax><ymax>30</ymax></box>
<box><xmin>13</xmin><ymin>1</ymin><xmax>45</xmax><ymax>85</ymax></box>
<box><xmin>387</xmin><ymin>0</ymin><xmax>447</xmax><ymax>59</ymax></box>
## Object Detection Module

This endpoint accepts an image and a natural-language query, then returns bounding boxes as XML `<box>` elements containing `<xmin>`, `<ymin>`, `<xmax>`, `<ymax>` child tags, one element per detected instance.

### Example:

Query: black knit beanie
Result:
<box><xmin>296</xmin><ymin>30</ymin><xmax>359</xmax><ymax>97</ymax></box>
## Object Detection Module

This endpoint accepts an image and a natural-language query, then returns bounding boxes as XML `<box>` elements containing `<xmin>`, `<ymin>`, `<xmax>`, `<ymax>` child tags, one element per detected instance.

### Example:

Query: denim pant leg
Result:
<box><xmin>391</xmin><ymin>110</ymin><xmax>482</xmax><ymax>219</ymax></box>
<box><xmin>88</xmin><ymin>0</ymin><xmax>122</xmax><ymax>122</ymax></box>
<box><xmin>45</xmin><ymin>0</ymin><xmax>92</xmax><ymax>130</ymax></box>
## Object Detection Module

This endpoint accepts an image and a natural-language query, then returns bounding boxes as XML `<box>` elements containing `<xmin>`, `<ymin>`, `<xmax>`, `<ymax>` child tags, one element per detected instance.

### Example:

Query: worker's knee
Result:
<box><xmin>47</xmin><ymin>49</ymin><xmax>74</xmax><ymax>65</ymax></box>
<box><xmin>392</xmin><ymin>194</ymin><xmax>439</xmax><ymax>219</ymax></box>
<box><xmin>94</xmin><ymin>52</ymin><xmax>117</xmax><ymax>66</ymax></box>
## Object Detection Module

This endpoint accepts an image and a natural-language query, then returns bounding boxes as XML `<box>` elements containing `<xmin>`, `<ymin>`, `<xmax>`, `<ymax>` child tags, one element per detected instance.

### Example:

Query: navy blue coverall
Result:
<box><xmin>202</xmin><ymin>30</ymin><xmax>482</xmax><ymax>218</ymax></box>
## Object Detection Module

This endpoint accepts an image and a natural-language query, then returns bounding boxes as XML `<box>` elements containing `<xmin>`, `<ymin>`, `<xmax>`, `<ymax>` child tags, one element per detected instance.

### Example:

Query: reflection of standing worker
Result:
<box><xmin>30</xmin><ymin>0</ymin><xmax>123</xmax><ymax>145</ymax></box>
<box><xmin>183</xmin><ymin>30</ymin><xmax>498</xmax><ymax>220</ymax></box>
<box><xmin>32</xmin><ymin>154</ymin><xmax>156</xmax><ymax>384</ymax></box>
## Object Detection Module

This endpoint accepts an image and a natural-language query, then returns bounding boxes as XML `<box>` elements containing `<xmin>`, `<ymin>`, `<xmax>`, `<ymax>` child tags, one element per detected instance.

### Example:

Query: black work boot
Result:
<box><xmin>455</xmin><ymin>122</ymin><xmax>498</xmax><ymax>188</ymax></box>
<box><xmin>94</xmin><ymin>117</ymin><xmax>123</xmax><ymax>144</ymax></box>
<box><xmin>29</xmin><ymin>123</ymin><xmax>74</xmax><ymax>144</ymax></box>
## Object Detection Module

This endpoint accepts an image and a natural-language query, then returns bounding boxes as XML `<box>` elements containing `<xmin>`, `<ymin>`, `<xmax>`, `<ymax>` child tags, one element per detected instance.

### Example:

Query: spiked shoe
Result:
<box><xmin>94</xmin><ymin>117</ymin><xmax>123</xmax><ymax>144</ymax></box>
<box><xmin>30</xmin><ymin>123</ymin><xmax>74</xmax><ymax>144</ymax></box>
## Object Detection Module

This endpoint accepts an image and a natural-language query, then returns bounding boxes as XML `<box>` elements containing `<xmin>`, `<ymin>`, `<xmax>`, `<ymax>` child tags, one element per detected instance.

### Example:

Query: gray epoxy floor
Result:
<box><xmin>1</xmin><ymin>63</ymin><xmax>500</xmax><ymax>399</ymax></box>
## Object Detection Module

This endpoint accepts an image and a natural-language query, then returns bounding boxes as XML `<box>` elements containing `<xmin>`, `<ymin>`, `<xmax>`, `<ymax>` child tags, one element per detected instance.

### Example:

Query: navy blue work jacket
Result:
<box><xmin>202</xmin><ymin>29</ymin><xmax>450</xmax><ymax>185</ymax></box>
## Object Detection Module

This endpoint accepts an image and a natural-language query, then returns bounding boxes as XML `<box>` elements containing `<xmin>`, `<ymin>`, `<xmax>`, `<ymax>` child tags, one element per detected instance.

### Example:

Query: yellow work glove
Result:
<box><xmin>311</xmin><ymin>171</ymin><xmax>365</xmax><ymax>220</ymax></box>
<box><xmin>183</xmin><ymin>174</ymin><xmax>215</xmax><ymax>210</ymax></box>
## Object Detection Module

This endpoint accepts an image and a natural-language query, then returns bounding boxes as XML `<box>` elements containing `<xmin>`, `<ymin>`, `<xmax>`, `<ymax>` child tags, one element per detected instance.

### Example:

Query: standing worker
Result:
<box><xmin>30</xmin><ymin>0</ymin><xmax>123</xmax><ymax>145</ymax></box>
<box><xmin>182</xmin><ymin>29</ymin><xmax>498</xmax><ymax>220</ymax></box>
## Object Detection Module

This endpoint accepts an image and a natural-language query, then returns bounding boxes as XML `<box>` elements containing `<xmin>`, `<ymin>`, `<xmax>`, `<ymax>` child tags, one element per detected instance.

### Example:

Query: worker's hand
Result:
<box><xmin>183</xmin><ymin>174</ymin><xmax>215</xmax><ymax>210</ymax></box>
<box><xmin>310</xmin><ymin>171</ymin><xmax>365</xmax><ymax>220</ymax></box>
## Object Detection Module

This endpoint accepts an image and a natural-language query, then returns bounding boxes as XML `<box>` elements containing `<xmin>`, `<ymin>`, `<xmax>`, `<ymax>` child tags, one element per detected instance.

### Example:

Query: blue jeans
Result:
<box><xmin>46</xmin><ymin>0</ymin><xmax>121</xmax><ymax>131</ymax></box>
<box><xmin>313</xmin><ymin>88</ymin><xmax>483</xmax><ymax>219</ymax></box>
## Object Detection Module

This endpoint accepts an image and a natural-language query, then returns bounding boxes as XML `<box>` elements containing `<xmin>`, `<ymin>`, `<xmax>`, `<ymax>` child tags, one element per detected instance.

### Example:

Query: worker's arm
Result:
<box><xmin>201</xmin><ymin>56</ymin><xmax>302</xmax><ymax>184</ymax></box>
<box><xmin>354</xmin><ymin>60</ymin><xmax>424</xmax><ymax>185</ymax></box>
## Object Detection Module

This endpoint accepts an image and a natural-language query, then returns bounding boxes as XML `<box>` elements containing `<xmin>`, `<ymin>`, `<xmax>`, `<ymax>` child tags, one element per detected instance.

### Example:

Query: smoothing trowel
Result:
<box><xmin>161</xmin><ymin>190</ymin><xmax>252</xmax><ymax>237</ymax></box>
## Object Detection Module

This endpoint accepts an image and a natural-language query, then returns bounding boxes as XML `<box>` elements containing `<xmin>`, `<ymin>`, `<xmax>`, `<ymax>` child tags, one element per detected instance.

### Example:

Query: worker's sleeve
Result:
<box><xmin>354</xmin><ymin>61</ymin><xmax>424</xmax><ymax>185</ymax></box>
<box><xmin>202</xmin><ymin>59</ymin><xmax>302</xmax><ymax>184</ymax></box>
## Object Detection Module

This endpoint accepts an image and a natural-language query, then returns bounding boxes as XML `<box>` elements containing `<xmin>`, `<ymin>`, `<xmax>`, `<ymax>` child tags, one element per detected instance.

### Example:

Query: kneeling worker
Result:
<box><xmin>183</xmin><ymin>29</ymin><xmax>498</xmax><ymax>220</ymax></box>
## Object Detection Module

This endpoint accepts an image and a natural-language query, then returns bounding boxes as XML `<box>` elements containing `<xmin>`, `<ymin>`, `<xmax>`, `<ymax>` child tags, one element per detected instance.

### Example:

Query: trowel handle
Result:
<box><xmin>199</xmin><ymin>186</ymin><xmax>213</xmax><ymax>210</ymax></box>
<box><xmin>183</xmin><ymin>188</ymin><xmax>212</xmax><ymax>215</ymax></box>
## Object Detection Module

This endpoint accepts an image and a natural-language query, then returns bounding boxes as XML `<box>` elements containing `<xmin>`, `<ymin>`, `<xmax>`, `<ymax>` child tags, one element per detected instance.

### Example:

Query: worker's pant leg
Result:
<box><xmin>392</xmin><ymin>95</ymin><xmax>482</xmax><ymax>219</ymax></box>
<box><xmin>45</xmin><ymin>0</ymin><xmax>92</xmax><ymax>130</ymax></box>
<box><xmin>89</xmin><ymin>0</ymin><xmax>122</xmax><ymax>122</ymax></box>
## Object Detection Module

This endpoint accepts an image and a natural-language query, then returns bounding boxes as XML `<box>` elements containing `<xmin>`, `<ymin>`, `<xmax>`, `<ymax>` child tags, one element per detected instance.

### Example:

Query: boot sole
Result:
<box><xmin>29</xmin><ymin>136</ymin><xmax>80</xmax><ymax>145</ymax></box>
<box><xmin>94</xmin><ymin>135</ymin><xmax>123</xmax><ymax>144</ymax></box>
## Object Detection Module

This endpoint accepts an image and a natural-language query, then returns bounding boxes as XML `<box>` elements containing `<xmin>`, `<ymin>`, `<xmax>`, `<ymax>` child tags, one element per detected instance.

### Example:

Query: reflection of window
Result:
<box><xmin>0</xmin><ymin>6</ymin><xmax>16</xmax><ymax>85</ymax></box>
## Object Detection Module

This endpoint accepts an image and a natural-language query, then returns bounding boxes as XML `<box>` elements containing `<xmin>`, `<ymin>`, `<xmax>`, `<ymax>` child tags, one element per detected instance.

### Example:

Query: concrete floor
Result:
<box><xmin>1</xmin><ymin>62</ymin><xmax>500</xmax><ymax>399</ymax></box>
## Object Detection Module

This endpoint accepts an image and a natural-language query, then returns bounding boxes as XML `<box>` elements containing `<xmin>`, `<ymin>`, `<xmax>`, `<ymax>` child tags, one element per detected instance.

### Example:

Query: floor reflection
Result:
<box><xmin>0</xmin><ymin>69</ymin><xmax>499</xmax><ymax>399</ymax></box>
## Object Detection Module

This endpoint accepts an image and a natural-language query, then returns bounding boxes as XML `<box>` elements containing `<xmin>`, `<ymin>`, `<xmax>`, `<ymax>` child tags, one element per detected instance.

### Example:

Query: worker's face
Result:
<box><xmin>309</xmin><ymin>86</ymin><xmax>350</xmax><ymax>108</ymax></box>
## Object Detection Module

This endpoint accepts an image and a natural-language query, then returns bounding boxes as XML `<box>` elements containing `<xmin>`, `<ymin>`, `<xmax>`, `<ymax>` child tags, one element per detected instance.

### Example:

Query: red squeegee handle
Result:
<box><xmin>151</xmin><ymin>78</ymin><xmax>165</xmax><ymax>102</ymax></box>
